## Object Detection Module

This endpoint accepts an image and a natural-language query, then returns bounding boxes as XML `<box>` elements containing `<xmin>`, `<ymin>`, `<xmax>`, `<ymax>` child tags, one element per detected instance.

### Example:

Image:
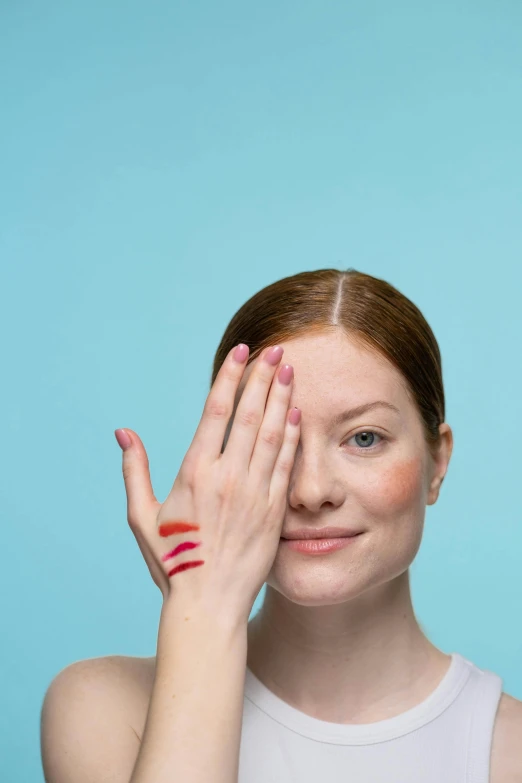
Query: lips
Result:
<box><xmin>281</xmin><ymin>527</ymin><xmax>364</xmax><ymax>540</ymax></box>
<box><xmin>281</xmin><ymin>535</ymin><xmax>363</xmax><ymax>554</ymax></box>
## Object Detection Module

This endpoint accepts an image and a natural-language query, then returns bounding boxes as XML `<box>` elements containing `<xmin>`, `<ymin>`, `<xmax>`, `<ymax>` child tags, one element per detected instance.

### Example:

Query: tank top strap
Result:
<box><xmin>465</xmin><ymin>666</ymin><xmax>503</xmax><ymax>782</ymax></box>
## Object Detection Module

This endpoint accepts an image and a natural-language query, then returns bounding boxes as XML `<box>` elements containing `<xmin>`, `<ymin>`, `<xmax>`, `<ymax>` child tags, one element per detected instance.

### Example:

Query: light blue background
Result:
<box><xmin>1</xmin><ymin>1</ymin><xmax>521</xmax><ymax>780</ymax></box>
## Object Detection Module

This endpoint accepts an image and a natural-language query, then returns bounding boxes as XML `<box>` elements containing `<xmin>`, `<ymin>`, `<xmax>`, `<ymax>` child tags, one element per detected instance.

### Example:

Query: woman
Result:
<box><xmin>41</xmin><ymin>268</ymin><xmax>522</xmax><ymax>783</ymax></box>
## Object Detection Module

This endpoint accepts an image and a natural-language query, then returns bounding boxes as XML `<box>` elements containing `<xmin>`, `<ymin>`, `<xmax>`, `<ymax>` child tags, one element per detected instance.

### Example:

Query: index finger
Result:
<box><xmin>184</xmin><ymin>343</ymin><xmax>250</xmax><ymax>466</ymax></box>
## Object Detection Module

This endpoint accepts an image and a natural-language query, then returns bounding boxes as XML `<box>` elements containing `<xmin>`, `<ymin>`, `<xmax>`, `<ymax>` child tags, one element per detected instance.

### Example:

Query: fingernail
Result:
<box><xmin>115</xmin><ymin>428</ymin><xmax>132</xmax><ymax>450</ymax></box>
<box><xmin>289</xmin><ymin>407</ymin><xmax>301</xmax><ymax>425</ymax></box>
<box><xmin>278</xmin><ymin>364</ymin><xmax>294</xmax><ymax>385</ymax></box>
<box><xmin>264</xmin><ymin>345</ymin><xmax>284</xmax><ymax>365</ymax></box>
<box><xmin>233</xmin><ymin>344</ymin><xmax>249</xmax><ymax>362</ymax></box>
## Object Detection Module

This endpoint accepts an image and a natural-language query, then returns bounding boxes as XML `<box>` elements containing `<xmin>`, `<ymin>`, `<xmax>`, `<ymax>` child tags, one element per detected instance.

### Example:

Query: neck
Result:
<box><xmin>246</xmin><ymin>571</ymin><xmax>450</xmax><ymax>724</ymax></box>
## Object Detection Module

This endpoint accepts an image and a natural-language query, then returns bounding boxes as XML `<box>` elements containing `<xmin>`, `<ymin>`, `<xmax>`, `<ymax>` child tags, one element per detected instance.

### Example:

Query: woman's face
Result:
<box><xmin>224</xmin><ymin>330</ymin><xmax>452</xmax><ymax>606</ymax></box>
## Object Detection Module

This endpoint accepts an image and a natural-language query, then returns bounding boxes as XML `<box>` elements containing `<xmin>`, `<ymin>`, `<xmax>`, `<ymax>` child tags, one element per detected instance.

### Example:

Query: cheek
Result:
<box><xmin>369</xmin><ymin>457</ymin><xmax>425</xmax><ymax>512</ymax></box>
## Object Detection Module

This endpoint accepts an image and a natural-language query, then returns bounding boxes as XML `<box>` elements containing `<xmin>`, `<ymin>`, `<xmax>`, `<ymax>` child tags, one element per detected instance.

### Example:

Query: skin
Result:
<box><xmin>225</xmin><ymin>329</ymin><xmax>454</xmax><ymax>724</ymax></box>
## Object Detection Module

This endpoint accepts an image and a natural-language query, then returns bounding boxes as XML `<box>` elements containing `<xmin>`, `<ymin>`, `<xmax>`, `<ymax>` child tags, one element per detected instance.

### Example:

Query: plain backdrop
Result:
<box><xmin>1</xmin><ymin>1</ymin><xmax>521</xmax><ymax>780</ymax></box>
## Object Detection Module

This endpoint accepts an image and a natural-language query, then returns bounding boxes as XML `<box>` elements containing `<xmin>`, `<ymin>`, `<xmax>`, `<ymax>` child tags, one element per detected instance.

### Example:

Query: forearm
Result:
<box><xmin>130</xmin><ymin>599</ymin><xmax>248</xmax><ymax>783</ymax></box>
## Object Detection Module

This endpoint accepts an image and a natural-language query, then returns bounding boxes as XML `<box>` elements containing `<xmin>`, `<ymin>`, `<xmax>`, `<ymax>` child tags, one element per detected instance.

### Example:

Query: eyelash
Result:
<box><xmin>342</xmin><ymin>430</ymin><xmax>387</xmax><ymax>453</ymax></box>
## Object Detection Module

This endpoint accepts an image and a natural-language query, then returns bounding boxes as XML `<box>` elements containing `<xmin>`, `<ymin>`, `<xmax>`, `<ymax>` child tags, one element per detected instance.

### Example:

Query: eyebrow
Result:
<box><xmin>331</xmin><ymin>401</ymin><xmax>401</xmax><ymax>425</ymax></box>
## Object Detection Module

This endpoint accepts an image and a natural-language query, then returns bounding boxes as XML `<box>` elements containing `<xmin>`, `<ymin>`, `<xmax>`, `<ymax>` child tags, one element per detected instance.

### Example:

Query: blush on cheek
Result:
<box><xmin>373</xmin><ymin>457</ymin><xmax>424</xmax><ymax>510</ymax></box>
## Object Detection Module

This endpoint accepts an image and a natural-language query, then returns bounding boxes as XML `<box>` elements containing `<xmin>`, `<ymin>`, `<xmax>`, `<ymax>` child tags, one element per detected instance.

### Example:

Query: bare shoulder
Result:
<box><xmin>490</xmin><ymin>692</ymin><xmax>522</xmax><ymax>783</ymax></box>
<box><xmin>41</xmin><ymin>654</ymin><xmax>156</xmax><ymax>783</ymax></box>
<box><xmin>65</xmin><ymin>653</ymin><xmax>157</xmax><ymax>739</ymax></box>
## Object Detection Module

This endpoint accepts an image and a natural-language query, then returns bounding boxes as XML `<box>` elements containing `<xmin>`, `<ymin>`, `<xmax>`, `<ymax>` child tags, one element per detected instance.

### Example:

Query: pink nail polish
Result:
<box><xmin>278</xmin><ymin>364</ymin><xmax>294</xmax><ymax>385</ymax></box>
<box><xmin>265</xmin><ymin>346</ymin><xmax>284</xmax><ymax>365</ymax></box>
<box><xmin>115</xmin><ymin>429</ymin><xmax>132</xmax><ymax>450</ymax></box>
<box><xmin>289</xmin><ymin>408</ymin><xmax>301</xmax><ymax>425</ymax></box>
<box><xmin>233</xmin><ymin>344</ymin><xmax>249</xmax><ymax>362</ymax></box>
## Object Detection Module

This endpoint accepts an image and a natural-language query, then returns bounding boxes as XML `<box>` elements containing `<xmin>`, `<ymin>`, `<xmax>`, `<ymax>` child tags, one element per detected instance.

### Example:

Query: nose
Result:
<box><xmin>287</xmin><ymin>450</ymin><xmax>345</xmax><ymax>513</ymax></box>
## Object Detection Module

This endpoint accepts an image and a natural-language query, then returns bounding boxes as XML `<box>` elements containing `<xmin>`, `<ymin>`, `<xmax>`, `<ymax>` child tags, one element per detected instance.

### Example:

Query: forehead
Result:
<box><xmin>237</xmin><ymin>331</ymin><xmax>411</xmax><ymax>420</ymax></box>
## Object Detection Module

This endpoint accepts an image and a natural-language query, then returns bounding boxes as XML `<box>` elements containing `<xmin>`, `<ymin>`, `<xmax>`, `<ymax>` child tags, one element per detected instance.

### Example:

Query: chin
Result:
<box><xmin>266</xmin><ymin>568</ymin><xmax>375</xmax><ymax>606</ymax></box>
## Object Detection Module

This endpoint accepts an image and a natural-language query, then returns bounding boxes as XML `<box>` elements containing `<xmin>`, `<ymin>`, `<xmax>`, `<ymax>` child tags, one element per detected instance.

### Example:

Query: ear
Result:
<box><xmin>426</xmin><ymin>423</ymin><xmax>453</xmax><ymax>506</ymax></box>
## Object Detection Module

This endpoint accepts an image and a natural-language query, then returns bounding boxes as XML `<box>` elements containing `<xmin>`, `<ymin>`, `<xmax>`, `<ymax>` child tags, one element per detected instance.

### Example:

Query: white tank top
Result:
<box><xmin>239</xmin><ymin>652</ymin><xmax>503</xmax><ymax>782</ymax></box>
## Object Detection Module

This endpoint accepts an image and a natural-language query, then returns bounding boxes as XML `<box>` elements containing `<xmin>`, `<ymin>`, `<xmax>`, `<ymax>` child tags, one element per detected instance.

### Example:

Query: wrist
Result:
<box><xmin>161</xmin><ymin>593</ymin><xmax>249</xmax><ymax>638</ymax></box>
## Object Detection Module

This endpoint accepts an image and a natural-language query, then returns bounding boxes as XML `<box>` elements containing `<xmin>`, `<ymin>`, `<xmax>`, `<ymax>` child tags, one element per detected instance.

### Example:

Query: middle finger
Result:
<box><xmin>222</xmin><ymin>345</ymin><xmax>284</xmax><ymax>467</ymax></box>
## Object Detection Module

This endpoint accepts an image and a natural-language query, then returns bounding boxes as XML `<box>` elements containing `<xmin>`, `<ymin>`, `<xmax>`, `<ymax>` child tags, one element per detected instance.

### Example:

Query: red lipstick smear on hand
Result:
<box><xmin>158</xmin><ymin>521</ymin><xmax>200</xmax><ymax>537</ymax></box>
<box><xmin>167</xmin><ymin>560</ymin><xmax>205</xmax><ymax>577</ymax></box>
<box><xmin>161</xmin><ymin>540</ymin><xmax>201</xmax><ymax>562</ymax></box>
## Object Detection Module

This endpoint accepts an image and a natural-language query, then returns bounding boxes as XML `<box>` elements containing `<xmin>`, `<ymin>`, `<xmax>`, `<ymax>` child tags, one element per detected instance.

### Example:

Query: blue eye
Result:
<box><xmin>343</xmin><ymin>430</ymin><xmax>385</xmax><ymax>452</ymax></box>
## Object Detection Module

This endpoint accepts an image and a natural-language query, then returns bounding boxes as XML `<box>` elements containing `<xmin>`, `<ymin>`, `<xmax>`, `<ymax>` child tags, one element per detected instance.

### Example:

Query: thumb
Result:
<box><xmin>114</xmin><ymin>428</ymin><xmax>157</xmax><ymax>525</ymax></box>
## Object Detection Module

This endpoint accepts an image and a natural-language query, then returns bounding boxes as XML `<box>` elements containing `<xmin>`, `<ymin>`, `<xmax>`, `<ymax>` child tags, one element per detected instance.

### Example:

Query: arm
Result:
<box><xmin>40</xmin><ymin>603</ymin><xmax>248</xmax><ymax>783</ymax></box>
<box><xmin>115</xmin><ymin>343</ymin><xmax>298</xmax><ymax>780</ymax></box>
<box><xmin>130</xmin><ymin>598</ymin><xmax>248</xmax><ymax>783</ymax></box>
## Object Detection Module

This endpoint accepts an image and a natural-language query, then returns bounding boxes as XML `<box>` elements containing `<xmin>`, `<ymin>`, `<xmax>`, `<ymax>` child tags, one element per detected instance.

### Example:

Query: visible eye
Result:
<box><xmin>342</xmin><ymin>430</ymin><xmax>386</xmax><ymax>453</ymax></box>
